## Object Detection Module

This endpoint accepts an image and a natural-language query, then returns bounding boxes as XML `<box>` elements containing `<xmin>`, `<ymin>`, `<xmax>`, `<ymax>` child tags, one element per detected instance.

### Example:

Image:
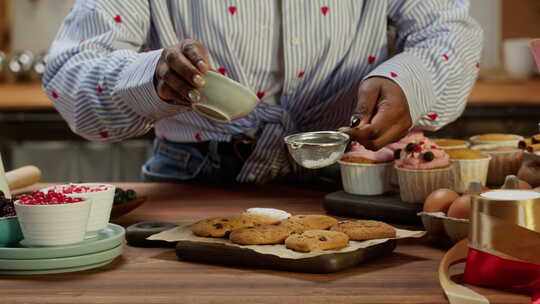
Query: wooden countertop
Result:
<box><xmin>1</xmin><ymin>183</ymin><xmax>529</xmax><ymax>304</ymax></box>
<box><xmin>0</xmin><ymin>80</ymin><xmax>540</xmax><ymax>111</ymax></box>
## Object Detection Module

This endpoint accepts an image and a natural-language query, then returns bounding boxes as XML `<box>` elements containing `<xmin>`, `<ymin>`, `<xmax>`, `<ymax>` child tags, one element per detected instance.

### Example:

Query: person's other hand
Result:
<box><xmin>345</xmin><ymin>77</ymin><xmax>412</xmax><ymax>150</ymax></box>
<box><xmin>154</xmin><ymin>39</ymin><xmax>211</xmax><ymax>106</ymax></box>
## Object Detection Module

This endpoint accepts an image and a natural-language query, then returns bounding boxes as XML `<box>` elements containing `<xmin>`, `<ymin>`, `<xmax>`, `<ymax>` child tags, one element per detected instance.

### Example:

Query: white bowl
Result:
<box><xmin>41</xmin><ymin>183</ymin><xmax>115</xmax><ymax>238</ymax></box>
<box><xmin>14</xmin><ymin>198</ymin><xmax>91</xmax><ymax>246</ymax></box>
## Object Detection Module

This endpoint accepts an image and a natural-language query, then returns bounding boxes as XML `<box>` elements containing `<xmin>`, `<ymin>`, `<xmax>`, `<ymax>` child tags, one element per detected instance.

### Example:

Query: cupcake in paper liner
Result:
<box><xmin>469</xmin><ymin>133</ymin><xmax>523</xmax><ymax>147</ymax></box>
<box><xmin>385</xmin><ymin>130</ymin><xmax>426</xmax><ymax>187</ymax></box>
<box><xmin>446</xmin><ymin>149</ymin><xmax>491</xmax><ymax>193</ymax></box>
<box><xmin>338</xmin><ymin>142</ymin><xmax>394</xmax><ymax>196</ymax></box>
<box><xmin>395</xmin><ymin>139</ymin><xmax>452</xmax><ymax>203</ymax></box>
<box><xmin>433</xmin><ymin>139</ymin><xmax>470</xmax><ymax>150</ymax></box>
<box><xmin>471</xmin><ymin>144</ymin><xmax>523</xmax><ymax>186</ymax></box>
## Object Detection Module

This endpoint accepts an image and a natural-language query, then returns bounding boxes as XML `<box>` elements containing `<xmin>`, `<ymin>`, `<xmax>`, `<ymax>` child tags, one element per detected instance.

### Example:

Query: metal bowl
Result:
<box><xmin>284</xmin><ymin>131</ymin><xmax>350</xmax><ymax>169</ymax></box>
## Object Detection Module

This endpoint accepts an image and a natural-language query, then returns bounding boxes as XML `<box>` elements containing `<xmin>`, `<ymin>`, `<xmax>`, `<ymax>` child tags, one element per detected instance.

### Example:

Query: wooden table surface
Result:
<box><xmin>0</xmin><ymin>183</ymin><xmax>529</xmax><ymax>304</ymax></box>
<box><xmin>1</xmin><ymin>80</ymin><xmax>540</xmax><ymax>111</ymax></box>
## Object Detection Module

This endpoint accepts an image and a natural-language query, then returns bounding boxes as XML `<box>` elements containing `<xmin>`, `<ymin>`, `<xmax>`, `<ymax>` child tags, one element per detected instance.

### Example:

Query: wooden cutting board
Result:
<box><xmin>323</xmin><ymin>191</ymin><xmax>423</xmax><ymax>226</ymax></box>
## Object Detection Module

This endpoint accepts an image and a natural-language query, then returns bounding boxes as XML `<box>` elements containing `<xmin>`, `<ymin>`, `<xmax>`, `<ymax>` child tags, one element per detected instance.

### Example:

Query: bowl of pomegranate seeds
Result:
<box><xmin>40</xmin><ymin>183</ymin><xmax>115</xmax><ymax>238</ymax></box>
<box><xmin>0</xmin><ymin>191</ymin><xmax>23</xmax><ymax>246</ymax></box>
<box><xmin>14</xmin><ymin>191</ymin><xmax>91</xmax><ymax>246</ymax></box>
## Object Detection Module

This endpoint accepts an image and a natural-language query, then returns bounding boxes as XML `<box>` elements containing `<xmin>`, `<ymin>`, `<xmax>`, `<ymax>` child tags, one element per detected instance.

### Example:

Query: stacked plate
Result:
<box><xmin>0</xmin><ymin>223</ymin><xmax>125</xmax><ymax>275</ymax></box>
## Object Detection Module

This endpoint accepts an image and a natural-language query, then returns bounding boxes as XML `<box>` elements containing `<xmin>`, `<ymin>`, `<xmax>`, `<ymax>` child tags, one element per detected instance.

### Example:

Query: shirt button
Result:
<box><xmin>291</xmin><ymin>38</ymin><xmax>301</xmax><ymax>45</ymax></box>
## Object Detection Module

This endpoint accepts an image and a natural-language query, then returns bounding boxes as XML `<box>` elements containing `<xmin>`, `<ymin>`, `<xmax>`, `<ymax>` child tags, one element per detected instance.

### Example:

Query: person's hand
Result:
<box><xmin>154</xmin><ymin>39</ymin><xmax>211</xmax><ymax>106</ymax></box>
<box><xmin>345</xmin><ymin>77</ymin><xmax>412</xmax><ymax>150</ymax></box>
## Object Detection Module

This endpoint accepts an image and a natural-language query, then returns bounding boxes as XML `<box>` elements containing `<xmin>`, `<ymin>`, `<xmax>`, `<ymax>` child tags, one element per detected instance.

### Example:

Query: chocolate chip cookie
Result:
<box><xmin>191</xmin><ymin>215</ymin><xmax>263</xmax><ymax>237</ymax></box>
<box><xmin>279</xmin><ymin>215</ymin><xmax>339</xmax><ymax>233</ymax></box>
<box><xmin>229</xmin><ymin>224</ymin><xmax>291</xmax><ymax>245</ymax></box>
<box><xmin>285</xmin><ymin>230</ymin><xmax>350</xmax><ymax>252</ymax></box>
<box><xmin>330</xmin><ymin>220</ymin><xmax>396</xmax><ymax>241</ymax></box>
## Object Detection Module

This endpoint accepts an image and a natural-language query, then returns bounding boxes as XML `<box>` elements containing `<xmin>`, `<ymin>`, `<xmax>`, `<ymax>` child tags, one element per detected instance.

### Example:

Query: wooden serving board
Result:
<box><xmin>323</xmin><ymin>191</ymin><xmax>423</xmax><ymax>226</ymax></box>
<box><xmin>176</xmin><ymin>239</ymin><xmax>396</xmax><ymax>273</ymax></box>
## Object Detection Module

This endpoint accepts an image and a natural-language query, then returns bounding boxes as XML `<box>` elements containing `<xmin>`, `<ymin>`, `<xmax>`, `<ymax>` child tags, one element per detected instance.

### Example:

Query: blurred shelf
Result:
<box><xmin>0</xmin><ymin>80</ymin><xmax>540</xmax><ymax>111</ymax></box>
<box><xmin>468</xmin><ymin>79</ymin><xmax>540</xmax><ymax>105</ymax></box>
<box><xmin>0</xmin><ymin>83</ymin><xmax>52</xmax><ymax>110</ymax></box>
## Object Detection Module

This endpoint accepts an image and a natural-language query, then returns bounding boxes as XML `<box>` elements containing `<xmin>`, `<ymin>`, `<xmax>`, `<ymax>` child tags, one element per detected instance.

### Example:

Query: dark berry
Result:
<box><xmin>125</xmin><ymin>189</ymin><xmax>137</xmax><ymax>201</ymax></box>
<box><xmin>394</xmin><ymin>149</ymin><xmax>402</xmax><ymax>160</ymax></box>
<box><xmin>405</xmin><ymin>143</ymin><xmax>416</xmax><ymax>152</ymax></box>
<box><xmin>350</xmin><ymin>117</ymin><xmax>361</xmax><ymax>128</ymax></box>
<box><xmin>319</xmin><ymin>236</ymin><xmax>327</xmax><ymax>242</ymax></box>
<box><xmin>0</xmin><ymin>191</ymin><xmax>4</xmax><ymax>198</ymax></box>
<box><xmin>423</xmin><ymin>151</ymin><xmax>435</xmax><ymax>162</ymax></box>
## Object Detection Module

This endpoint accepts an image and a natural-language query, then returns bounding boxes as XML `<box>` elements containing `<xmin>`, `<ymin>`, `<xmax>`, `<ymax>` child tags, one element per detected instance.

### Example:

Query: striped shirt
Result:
<box><xmin>43</xmin><ymin>0</ymin><xmax>483</xmax><ymax>183</ymax></box>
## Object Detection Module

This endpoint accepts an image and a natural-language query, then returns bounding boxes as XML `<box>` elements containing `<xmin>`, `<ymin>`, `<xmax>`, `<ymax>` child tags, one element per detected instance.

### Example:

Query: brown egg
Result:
<box><xmin>423</xmin><ymin>188</ymin><xmax>460</xmax><ymax>213</ymax></box>
<box><xmin>518</xmin><ymin>179</ymin><xmax>533</xmax><ymax>190</ymax></box>
<box><xmin>447</xmin><ymin>195</ymin><xmax>471</xmax><ymax>219</ymax></box>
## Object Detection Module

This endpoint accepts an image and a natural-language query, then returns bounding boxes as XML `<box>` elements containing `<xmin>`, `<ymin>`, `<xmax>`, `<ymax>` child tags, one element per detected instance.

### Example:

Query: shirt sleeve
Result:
<box><xmin>364</xmin><ymin>0</ymin><xmax>483</xmax><ymax>131</ymax></box>
<box><xmin>43</xmin><ymin>0</ymin><xmax>188</xmax><ymax>142</ymax></box>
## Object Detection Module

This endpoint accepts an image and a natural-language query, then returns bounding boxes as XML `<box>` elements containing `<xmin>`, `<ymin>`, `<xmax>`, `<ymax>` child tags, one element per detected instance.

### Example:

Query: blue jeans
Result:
<box><xmin>142</xmin><ymin>139</ymin><xmax>243</xmax><ymax>184</ymax></box>
<box><xmin>142</xmin><ymin>138</ymin><xmax>341</xmax><ymax>185</ymax></box>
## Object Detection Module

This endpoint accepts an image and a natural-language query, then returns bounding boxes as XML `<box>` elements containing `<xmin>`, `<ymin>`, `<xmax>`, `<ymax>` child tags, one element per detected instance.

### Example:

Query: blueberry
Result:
<box><xmin>405</xmin><ymin>143</ymin><xmax>416</xmax><ymax>152</ymax></box>
<box><xmin>423</xmin><ymin>151</ymin><xmax>435</xmax><ymax>162</ymax></box>
<box><xmin>394</xmin><ymin>148</ymin><xmax>402</xmax><ymax>160</ymax></box>
<box><xmin>0</xmin><ymin>191</ymin><xmax>4</xmax><ymax>198</ymax></box>
<box><xmin>350</xmin><ymin>117</ymin><xmax>361</xmax><ymax>128</ymax></box>
<box><xmin>125</xmin><ymin>189</ymin><xmax>137</xmax><ymax>201</ymax></box>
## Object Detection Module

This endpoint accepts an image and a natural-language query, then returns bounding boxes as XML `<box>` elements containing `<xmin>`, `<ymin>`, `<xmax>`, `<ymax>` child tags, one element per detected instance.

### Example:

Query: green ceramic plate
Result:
<box><xmin>0</xmin><ymin>244</ymin><xmax>122</xmax><ymax>271</ymax></box>
<box><xmin>0</xmin><ymin>223</ymin><xmax>125</xmax><ymax>260</ymax></box>
<box><xmin>0</xmin><ymin>260</ymin><xmax>113</xmax><ymax>275</ymax></box>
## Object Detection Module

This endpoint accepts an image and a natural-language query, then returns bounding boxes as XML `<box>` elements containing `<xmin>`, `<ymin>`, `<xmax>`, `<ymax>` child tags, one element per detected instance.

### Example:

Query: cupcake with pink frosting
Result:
<box><xmin>338</xmin><ymin>142</ymin><xmax>394</xmax><ymax>196</ymax></box>
<box><xmin>395</xmin><ymin>139</ymin><xmax>453</xmax><ymax>203</ymax></box>
<box><xmin>385</xmin><ymin>130</ymin><xmax>431</xmax><ymax>187</ymax></box>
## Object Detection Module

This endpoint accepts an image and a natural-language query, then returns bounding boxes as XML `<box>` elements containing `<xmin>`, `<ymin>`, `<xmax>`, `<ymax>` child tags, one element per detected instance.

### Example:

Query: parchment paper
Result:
<box><xmin>148</xmin><ymin>224</ymin><xmax>426</xmax><ymax>259</ymax></box>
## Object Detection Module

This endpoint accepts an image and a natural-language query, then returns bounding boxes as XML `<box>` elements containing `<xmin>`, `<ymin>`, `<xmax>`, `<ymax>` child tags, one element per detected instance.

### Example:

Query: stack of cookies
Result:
<box><xmin>190</xmin><ymin>208</ymin><xmax>396</xmax><ymax>253</ymax></box>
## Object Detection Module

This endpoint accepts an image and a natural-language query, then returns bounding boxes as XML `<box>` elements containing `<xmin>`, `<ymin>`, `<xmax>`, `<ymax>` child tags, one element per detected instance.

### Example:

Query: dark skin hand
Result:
<box><xmin>154</xmin><ymin>39</ymin><xmax>212</xmax><ymax>106</ymax></box>
<box><xmin>345</xmin><ymin>77</ymin><xmax>413</xmax><ymax>150</ymax></box>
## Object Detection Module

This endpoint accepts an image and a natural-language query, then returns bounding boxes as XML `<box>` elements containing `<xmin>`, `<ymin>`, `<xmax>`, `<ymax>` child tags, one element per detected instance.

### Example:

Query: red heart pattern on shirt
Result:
<box><xmin>96</xmin><ymin>86</ymin><xmax>104</xmax><ymax>93</ymax></box>
<box><xmin>321</xmin><ymin>6</ymin><xmax>329</xmax><ymax>16</ymax></box>
<box><xmin>476</xmin><ymin>62</ymin><xmax>480</xmax><ymax>69</ymax></box>
<box><xmin>368</xmin><ymin>55</ymin><xmax>376</xmax><ymax>64</ymax></box>
<box><xmin>99</xmin><ymin>131</ymin><xmax>109</xmax><ymax>138</ymax></box>
<box><xmin>257</xmin><ymin>91</ymin><xmax>265</xmax><ymax>99</ymax></box>
<box><xmin>51</xmin><ymin>90</ymin><xmax>59</xmax><ymax>99</ymax></box>
<box><xmin>229</xmin><ymin>6</ymin><xmax>237</xmax><ymax>15</ymax></box>
<box><xmin>218</xmin><ymin>67</ymin><xmax>227</xmax><ymax>75</ymax></box>
<box><xmin>442</xmin><ymin>54</ymin><xmax>449</xmax><ymax>60</ymax></box>
<box><xmin>427</xmin><ymin>113</ymin><xmax>438</xmax><ymax>120</ymax></box>
<box><xmin>390</xmin><ymin>72</ymin><xmax>398</xmax><ymax>78</ymax></box>
<box><xmin>298</xmin><ymin>71</ymin><xmax>305</xmax><ymax>78</ymax></box>
<box><xmin>114</xmin><ymin>15</ymin><xmax>122</xmax><ymax>23</ymax></box>
<box><xmin>195</xmin><ymin>133</ymin><xmax>202</xmax><ymax>142</ymax></box>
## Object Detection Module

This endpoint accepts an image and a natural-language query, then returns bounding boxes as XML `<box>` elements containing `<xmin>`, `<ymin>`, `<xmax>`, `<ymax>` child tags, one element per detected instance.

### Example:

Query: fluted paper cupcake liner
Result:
<box><xmin>396</xmin><ymin>166</ymin><xmax>453</xmax><ymax>204</ymax></box>
<box><xmin>338</xmin><ymin>161</ymin><xmax>392</xmax><ymax>196</ymax></box>
<box><xmin>471</xmin><ymin>145</ymin><xmax>522</xmax><ymax>186</ymax></box>
<box><xmin>451</xmin><ymin>156</ymin><xmax>491</xmax><ymax>193</ymax></box>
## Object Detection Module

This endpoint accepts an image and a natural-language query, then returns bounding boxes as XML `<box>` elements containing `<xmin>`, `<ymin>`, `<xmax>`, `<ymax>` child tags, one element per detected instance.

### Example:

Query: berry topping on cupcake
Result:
<box><xmin>395</xmin><ymin>140</ymin><xmax>450</xmax><ymax>170</ymax></box>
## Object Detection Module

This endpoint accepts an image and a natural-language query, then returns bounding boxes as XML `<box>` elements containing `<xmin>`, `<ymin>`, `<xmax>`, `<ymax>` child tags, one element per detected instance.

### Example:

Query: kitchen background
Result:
<box><xmin>0</xmin><ymin>0</ymin><xmax>539</xmax><ymax>182</ymax></box>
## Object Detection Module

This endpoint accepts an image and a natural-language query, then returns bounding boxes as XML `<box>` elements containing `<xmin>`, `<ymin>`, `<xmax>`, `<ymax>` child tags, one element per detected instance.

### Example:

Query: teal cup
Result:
<box><xmin>0</xmin><ymin>217</ymin><xmax>23</xmax><ymax>246</ymax></box>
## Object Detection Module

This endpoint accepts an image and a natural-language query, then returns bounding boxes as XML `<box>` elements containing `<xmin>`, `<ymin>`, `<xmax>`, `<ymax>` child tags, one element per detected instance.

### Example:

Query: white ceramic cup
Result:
<box><xmin>41</xmin><ymin>183</ymin><xmax>115</xmax><ymax>238</ymax></box>
<box><xmin>14</xmin><ymin>198</ymin><xmax>91</xmax><ymax>246</ymax></box>
<box><xmin>504</xmin><ymin>38</ymin><xmax>536</xmax><ymax>80</ymax></box>
<box><xmin>195</xmin><ymin>71</ymin><xmax>260</xmax><ymax>123</ymax></box>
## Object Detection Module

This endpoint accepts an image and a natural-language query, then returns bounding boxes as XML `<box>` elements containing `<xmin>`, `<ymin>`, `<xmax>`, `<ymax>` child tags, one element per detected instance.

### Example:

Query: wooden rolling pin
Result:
<box><xmin>5</xmin><ymin>165</ymin><xmax>42</xmax><ymax>191</ymax></box>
